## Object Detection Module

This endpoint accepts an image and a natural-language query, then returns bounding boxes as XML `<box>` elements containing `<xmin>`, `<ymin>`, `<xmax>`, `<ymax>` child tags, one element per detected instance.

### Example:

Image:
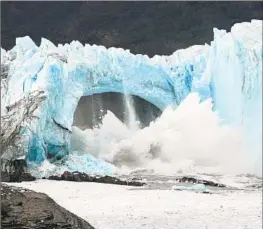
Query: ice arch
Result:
<box><xmin>2</xmin><ymin>36</ymin><xmax>195</xmax><ymax>165</ymax></box>
<box><xmin>1</xmin><ymin>20</ymin><xmax>262</xmax><ymax>169</ymax></box>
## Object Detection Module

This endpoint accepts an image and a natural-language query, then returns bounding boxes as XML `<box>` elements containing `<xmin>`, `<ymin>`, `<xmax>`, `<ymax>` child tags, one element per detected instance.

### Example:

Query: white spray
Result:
<box><xmin>71</xmin><ymin>93</ymin><xmax>257</xmax><ymax>176</ymax></box>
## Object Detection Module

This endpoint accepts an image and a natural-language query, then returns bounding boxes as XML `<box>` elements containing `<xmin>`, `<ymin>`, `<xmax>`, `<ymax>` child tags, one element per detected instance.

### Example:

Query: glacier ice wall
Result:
<box><xmin>205</xmin><ymin>21</ymin><xmax>262</xmax><ymax>172</ymax></box>
<box><xmin>1</xmin><ymin>20</ymin><xmax>262</xmax><ymax>171</ymax></box>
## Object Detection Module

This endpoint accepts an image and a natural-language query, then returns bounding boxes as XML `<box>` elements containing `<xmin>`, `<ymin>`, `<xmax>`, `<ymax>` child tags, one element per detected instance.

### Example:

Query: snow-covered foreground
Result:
<box><xmin>9</xmin><ymin>180</ymin><xmax>262</xmax><ymax>229</ymax></box>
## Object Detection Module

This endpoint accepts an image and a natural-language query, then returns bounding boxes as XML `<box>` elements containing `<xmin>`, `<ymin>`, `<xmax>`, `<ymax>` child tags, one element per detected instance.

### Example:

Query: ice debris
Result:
<box><xmin>172</xmin><ymin>184</ymin><xmax>212</xmax><ymax>193</ymax></box>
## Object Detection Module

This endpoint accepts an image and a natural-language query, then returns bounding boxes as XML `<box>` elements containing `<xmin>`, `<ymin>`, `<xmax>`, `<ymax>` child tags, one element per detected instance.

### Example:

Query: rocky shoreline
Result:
<box><xmin>1</xmin><ymin>160</ymin><xmax>261</xmax><ymax>229</ymax></box>
<box><xmin>1</xmin><ymin>184</ymin><xmax>95</xmax><ymax>229</ymax></box>
<box><xmin>1</xmin><ymin>159</ymin><xmax>146</xmax><ymax>229</ymax></box>
<box><xmin>1</xmin><ymin>159</ymin><xmax>146</xmax><ymax>186</ymax></box>
<box><xmin>47</xmin><ymin>171</ymin><xmax>146</xmax><ymax>186</ymax></box>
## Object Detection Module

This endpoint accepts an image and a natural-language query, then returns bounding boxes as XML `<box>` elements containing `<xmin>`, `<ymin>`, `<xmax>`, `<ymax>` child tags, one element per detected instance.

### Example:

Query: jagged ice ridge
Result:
<box><xmin>1</xmin><ymin>20</ymin><xmax>262</xmax><ymax>175</ymax></box>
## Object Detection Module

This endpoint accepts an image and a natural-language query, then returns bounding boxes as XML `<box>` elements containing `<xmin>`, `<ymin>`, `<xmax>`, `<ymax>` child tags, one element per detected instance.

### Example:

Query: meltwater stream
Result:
<box><xmin>70</xmin><ymin>92</ymin><xmax>254</xmax><ymax>177</ymax></box>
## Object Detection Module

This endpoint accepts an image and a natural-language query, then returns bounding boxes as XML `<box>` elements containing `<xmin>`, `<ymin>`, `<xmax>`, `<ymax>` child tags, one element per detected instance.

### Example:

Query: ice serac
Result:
<box><xmin>1</xmin><ymin>20</ymin><xmax>262</xmax><ymax>173</ymax></box>
<box><xmin>209</xmin><ymin>20</ymin><xmax>262</xmax><ymax>173</ymax></box>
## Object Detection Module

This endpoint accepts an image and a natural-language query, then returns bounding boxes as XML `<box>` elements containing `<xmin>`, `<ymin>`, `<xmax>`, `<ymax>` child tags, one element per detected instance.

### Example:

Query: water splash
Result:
<box><xmin>122</xmin><ymin>79</ymin><xmax>140</xmax><ymax>132</ymax></box>
<box><xmin>71</xmin><ymin>93</ymin><xmax>258</xmax><ymax>176</ymax></box>
<box><xmin>123</xmin><ymin>93</ymin><xmax>140</xmax><ymax>132</ymax></box>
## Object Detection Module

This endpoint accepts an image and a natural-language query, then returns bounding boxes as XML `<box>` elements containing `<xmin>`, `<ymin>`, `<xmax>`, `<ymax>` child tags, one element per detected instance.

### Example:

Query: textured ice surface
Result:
<box><xmin>1</xmin><ymin>20</ymin><xmax>262</xmax><ymax>174</ymax></box>
<box><xmin>29</xmin><ymin>154</ymin><xmax>116</xmax><ymax>178</ymax></box>
<box><xmin>9</xmin><ymin>180</ymin><xmax>263</xmax><ymax>229</ymax></box>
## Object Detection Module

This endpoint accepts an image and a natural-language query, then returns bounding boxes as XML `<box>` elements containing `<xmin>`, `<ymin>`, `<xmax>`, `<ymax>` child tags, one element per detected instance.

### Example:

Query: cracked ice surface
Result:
<box><xmin>1</xmin><ymin>20</ymin><xmax>262</xmax><ymax>174</ymax></box>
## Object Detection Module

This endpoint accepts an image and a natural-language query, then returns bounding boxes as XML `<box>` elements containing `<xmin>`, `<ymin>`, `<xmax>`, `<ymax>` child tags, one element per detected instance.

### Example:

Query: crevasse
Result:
<box><xmin>1</xmin><ymin>20</ymin><xmax>262</xmax><ymax>173</ymax></box>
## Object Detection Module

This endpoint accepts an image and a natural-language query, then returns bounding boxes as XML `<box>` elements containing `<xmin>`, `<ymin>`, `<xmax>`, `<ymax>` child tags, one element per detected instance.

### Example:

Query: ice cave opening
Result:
<box><xmin>72</xmin><ymin>92</ymin><xmax>162</xmax><ymax>130</ymax></box>
<box><xmin>69</xmin><ymin>92</ymin><xmax>162</xmax><ymax>163</ymax></box>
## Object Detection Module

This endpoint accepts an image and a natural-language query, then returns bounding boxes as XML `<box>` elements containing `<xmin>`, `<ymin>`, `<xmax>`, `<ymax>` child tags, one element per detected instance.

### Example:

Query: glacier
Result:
<box><xmin>1</xmin><ymin>20</ymin><xmax>262</xmax><ymax>175</ymax></box>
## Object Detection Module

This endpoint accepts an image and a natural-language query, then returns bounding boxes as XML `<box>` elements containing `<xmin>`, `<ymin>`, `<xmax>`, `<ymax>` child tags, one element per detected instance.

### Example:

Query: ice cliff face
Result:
<box><xmin>1</xmin><ymin>20</ymin><xmax>262</xmax><ymax>168</ymax></box>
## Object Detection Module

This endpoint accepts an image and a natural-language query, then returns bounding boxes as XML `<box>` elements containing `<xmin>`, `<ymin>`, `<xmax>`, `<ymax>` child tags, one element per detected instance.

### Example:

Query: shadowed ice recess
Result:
<box><xmin>1</xmin><ymin>20</ymin><xmax>262</xmax><ymax>177</ymax></box>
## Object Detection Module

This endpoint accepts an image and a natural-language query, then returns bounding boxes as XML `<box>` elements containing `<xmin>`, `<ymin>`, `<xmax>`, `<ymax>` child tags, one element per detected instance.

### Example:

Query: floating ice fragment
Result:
<box><xmin>172</xmin><ymin>184</ymin><xmax>212</xmax><ymax>193</ymax></box>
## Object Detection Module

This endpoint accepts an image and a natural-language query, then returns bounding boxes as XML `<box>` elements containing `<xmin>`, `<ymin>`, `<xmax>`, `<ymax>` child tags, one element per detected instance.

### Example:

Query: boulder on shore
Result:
<box><xmin>1</xmin><ymin>184</ymin><xmax>95</xmax><ymax>229</ymax></box>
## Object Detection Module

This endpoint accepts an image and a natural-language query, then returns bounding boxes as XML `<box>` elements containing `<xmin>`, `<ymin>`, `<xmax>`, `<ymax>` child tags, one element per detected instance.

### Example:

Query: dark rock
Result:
<box><xmin>47</xmin><ymin>171</ymin><xmax>146</xmax><ymax>186</ymax></box>
<box><xmin>246</xmin><ymin>183</ymin><xmax>262</xmax><ymax>189</ymax></box>
<box><xmin>1</xmin><ymin>2</ymin><xmax>262</xmax><ymax>57</ymax></box>
<box><xmin>1</xmin><ymin>64</ymin><xmax>9</xmax><ymax>79</ymax></box>
<box><xmin>175</xmin><ymin>176</ymin><xmax>226</xmax><ymax>187</ymax></box>
<box><xmin>1</xmin><ymin>184</ymin><xmax>95</xmax><ymax>229</ymax></box>
<box><xmin>1</xmin><ymin>159</ymin><xmax>36</xmax><ymax>182</ymax></box>
<box><xmin>9</xmin><ymin>172</ymin><xmax>36</xmax><ymax>182</ymax></box>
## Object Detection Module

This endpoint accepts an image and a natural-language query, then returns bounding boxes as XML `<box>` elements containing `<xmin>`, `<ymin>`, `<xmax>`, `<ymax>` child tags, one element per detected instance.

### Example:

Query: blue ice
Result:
<box><xmin>1</xmin><ymin>20</ymin><xmax>262</xmax><ymax>174</ymax></box>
